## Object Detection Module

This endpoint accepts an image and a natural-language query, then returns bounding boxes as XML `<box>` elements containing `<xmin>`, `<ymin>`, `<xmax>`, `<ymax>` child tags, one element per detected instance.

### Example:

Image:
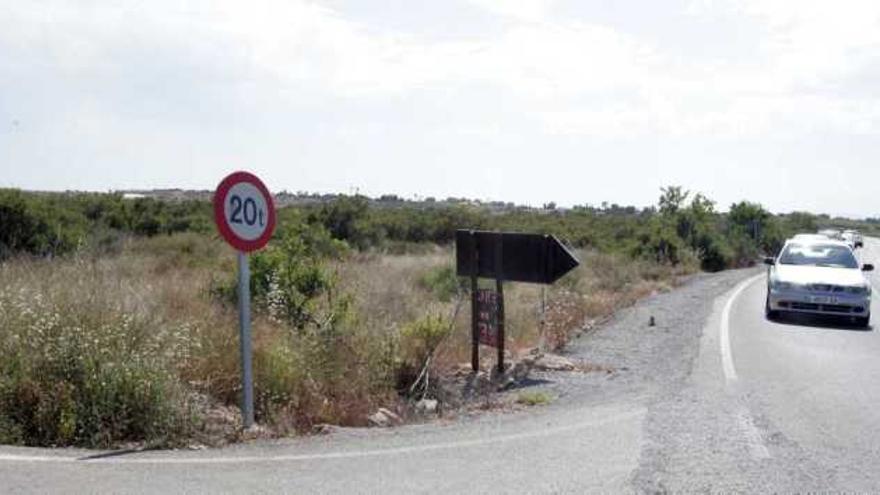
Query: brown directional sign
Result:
<box><xmin>455</xmin><ymin>230</ymin><xmax>580</xmax><ymax>284</ymax></box>
<box><xmin>459</xmin><ymin>230</ymin><xmax>578</xmax><ymax>373</ymax></box>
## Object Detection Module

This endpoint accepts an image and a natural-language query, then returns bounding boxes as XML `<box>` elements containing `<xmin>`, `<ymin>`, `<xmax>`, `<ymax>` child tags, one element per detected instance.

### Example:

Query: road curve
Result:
<box><xmin>3</xmin><ymin>241</ymin><xmax>880</xmax><ymax>493</ymax></box>
<box><xmin>726</xmin><ymin>236</ymin><xmax>880</xmax><ymax>490</ymax></box>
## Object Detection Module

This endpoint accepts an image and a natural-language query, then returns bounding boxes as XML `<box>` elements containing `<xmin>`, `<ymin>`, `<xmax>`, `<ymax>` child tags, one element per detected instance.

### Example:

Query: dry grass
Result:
<box><xmin>335</xmin><ymin>247</ymin><xmax>695</xmax><ymax>369</ymax></box>
<box><xmin>0</xmin><ymin>249</ymin><xmax>209</xmax><ymax>447</ymax></box>
<box><xmin>0</xmin><ymin>234</ymin><xmax>696</xmax><ymax>447</ymax></box>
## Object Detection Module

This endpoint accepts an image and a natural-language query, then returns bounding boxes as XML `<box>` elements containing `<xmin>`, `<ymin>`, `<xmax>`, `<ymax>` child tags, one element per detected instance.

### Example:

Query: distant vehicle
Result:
<box><xmin>842</xmin><ymin>230</ymin><xmax>864</xmax><ymax>249</ymax></box>
<box><xmin>818</xmin><ymin>229</ymin><xmax>843</xmax><ymax>240</ymax></box>
<box><xmin>765</xmin><ymin>239</ymin><xmax>873</xmax><ymax>327</ymax></box>
<box><xmin>791</xmin><ymin>233</ymin><xmax>830</xmax><ymax>242</ymax></box>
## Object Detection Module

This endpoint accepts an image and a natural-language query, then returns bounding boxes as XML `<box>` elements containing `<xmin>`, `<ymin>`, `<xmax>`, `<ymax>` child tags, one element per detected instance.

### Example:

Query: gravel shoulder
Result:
<box><xmin>525</xmin><ymin>268</ymin><xmax>760</xmax><ymax>409</ymax></box>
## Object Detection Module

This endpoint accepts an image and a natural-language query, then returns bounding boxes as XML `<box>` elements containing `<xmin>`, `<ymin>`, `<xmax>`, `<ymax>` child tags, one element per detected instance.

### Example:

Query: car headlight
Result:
<box><xmin>770</xmin><ymin>279</ymin><xmax>794</xmax><ymax>290</ymax></box>
<box><xmin>845</xmin><ymin>285</ymin><xmax>872</xmax><ymax>295</ymax></box>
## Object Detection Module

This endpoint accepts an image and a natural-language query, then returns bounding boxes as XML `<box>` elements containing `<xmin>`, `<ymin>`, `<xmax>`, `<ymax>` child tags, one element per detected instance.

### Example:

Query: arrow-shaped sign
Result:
<box><xmin>455</xmin><ymin>230</ymin><xmax>580</xmax><ymax>284</ymax></box>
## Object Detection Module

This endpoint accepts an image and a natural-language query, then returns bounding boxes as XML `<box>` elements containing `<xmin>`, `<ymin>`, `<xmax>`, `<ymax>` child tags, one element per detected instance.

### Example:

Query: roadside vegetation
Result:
<box><xmin>1</xmin><ymin>187</ymin><xmax>875</xmax><ymax>448</ymax></box>
<box><xmin>516</xmin><ymin>391</ymin><xmax>553</xmax><ymax>407</ymax></box>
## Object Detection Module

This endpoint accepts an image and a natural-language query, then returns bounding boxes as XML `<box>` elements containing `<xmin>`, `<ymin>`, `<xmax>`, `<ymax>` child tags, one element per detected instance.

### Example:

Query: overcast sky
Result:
<box><xmin>2</xmin><ymin>1</ymin><xmax>880</xmax><ymax>215</ymax></box>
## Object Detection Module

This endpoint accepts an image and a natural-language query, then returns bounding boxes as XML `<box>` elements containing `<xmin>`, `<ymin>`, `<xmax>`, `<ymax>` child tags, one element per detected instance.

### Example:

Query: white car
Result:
<box><xmin>842</xmin><ymin>230</ymin><xmax>864</xmax><ymax>249</ymax></box>
<box><xmin>819</xmin><ymin>229</ymin><xmax>843</xmax><ymax>240</ymax></box>
<box><xmin>765</xmin><ymin>239</ymin><xmax>874</xmax><ymax>327</ymax></box>
<box><xmin>791</xmin><ymin>233</ymin><xmax>830</xmax><ymax>242</ymax></box>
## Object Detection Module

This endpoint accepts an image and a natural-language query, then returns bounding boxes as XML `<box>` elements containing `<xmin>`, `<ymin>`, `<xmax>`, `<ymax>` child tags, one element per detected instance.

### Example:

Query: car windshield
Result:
<box><xmin>778</xmin><ymin>243</ymin><xmax>859</xmax><ymax>268</ymax></box>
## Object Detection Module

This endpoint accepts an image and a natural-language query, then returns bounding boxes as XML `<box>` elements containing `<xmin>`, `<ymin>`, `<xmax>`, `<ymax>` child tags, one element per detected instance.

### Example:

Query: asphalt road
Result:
<box><xmin>3</xmin><ymin>240</ymin><xmax>880</xmax><ymax>493</ymax></box>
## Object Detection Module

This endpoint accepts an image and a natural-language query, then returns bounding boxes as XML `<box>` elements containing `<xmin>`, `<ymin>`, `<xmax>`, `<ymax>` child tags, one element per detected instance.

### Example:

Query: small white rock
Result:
<box><xmin>415</xmin><ymin>399</ymin><xmax>439</xmax><ymax>415</ymax></box>
<box><xmin>369</xmin><ymin>407</ymin><xmax>403</xmax><ymax>427</ymax></box>
<box><xmin>533</xmin><ymin>353</ymin><xmax>577</xmax><ymax>371</ymax></box>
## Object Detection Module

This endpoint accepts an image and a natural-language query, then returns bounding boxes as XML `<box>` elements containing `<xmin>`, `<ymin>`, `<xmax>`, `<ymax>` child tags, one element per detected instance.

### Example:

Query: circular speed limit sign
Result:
<box><xmin>213</xmin><ymin>171</ymin><xmax>276</xmax><ymax>252</ymax></box>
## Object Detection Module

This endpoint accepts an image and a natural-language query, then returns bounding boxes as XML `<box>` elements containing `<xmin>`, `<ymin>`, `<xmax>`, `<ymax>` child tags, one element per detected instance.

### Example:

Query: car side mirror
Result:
<box><xmin>764</xmin><ymin>257</ymin><xmax>776</xmax><ymax>266</ymax></box>
<box><xmin>863</xmin><ymin>264</ymin><xmax>874</xmax><ymax>272</ymax></box>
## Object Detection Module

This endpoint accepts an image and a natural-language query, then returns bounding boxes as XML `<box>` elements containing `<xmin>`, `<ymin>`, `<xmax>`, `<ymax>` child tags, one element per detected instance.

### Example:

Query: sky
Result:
<box><xmin>2</xmin><ymin>0</ymin><xmax>880</xmax><ymax>216</ymax></box>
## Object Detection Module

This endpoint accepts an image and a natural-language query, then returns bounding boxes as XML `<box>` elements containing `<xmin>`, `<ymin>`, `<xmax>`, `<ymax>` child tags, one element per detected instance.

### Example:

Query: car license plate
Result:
<box><xmin>809</xmin><ymin>296</ymin><xmax>835</xmax><ymax>304</ymax></box>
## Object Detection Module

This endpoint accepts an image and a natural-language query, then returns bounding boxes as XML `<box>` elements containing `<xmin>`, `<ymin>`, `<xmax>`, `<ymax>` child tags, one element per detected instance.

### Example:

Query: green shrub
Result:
<box><xmin>400</xmin><ymin>313</ymin><xmax>452</xmax><ymax>367</ymax></box>
<box><xmin>631</xmin><ymin>219</ymin><xmax>687</xmax><ymax>265</ymax></box>
<box><xmin>311</xmin><ymin>196</ymin><xmax>378</xmax><ymax>249</ymax></box>
<box><xmin>726</xmin><ymin>230</ymin><xmax>762</xmax><ymax>267</ymax></box>
<box><xmin>0</xmin><ymin>285</ymin><xmax>197</xmax><ymax>448</ymax></box>
<box><xmin>0</xmin><ymin>190</ymin><xmax>214</xmax><ymax>259</ymax></box>
<box><xmin>395</xmin><ymin>313</ymin><xmax>452</xmax><ymax>394</ymax></box>
<box><xmin>0</xmin><ymin>189</ymin><xmax>80</xmax><ymax>257</ymax></box>
<box><xmin>418</xmin><ymin>265</ymin><xmax>466</xmax><ymax>302</ymax></box>
<box><xmin>222</xmin><ymin>219</ymin><xmax>389</xmax><ymax>428</ymax></box>
<box><xmin>128</xmin><ymin>232</ymin><xmax>225</xmax><ymax>270</ymax></box>
<box><xmin>516</xmin><ymin>391</ymin><xmax>552</xmax><ymax>406</ymax></box>
<box><xmin>253</xmin><ymin>339</ymin><xmax>307</xmax><ymax>427</ymax></box>
<box><xmin>249</xmin><ymin>222</ymin><xmax>348</xmax><ymax>329</ymax></box>
<box><xmin>692</xmin><ymin>230</ymin><xmax>732</xmax><ymax>272</ymax></box>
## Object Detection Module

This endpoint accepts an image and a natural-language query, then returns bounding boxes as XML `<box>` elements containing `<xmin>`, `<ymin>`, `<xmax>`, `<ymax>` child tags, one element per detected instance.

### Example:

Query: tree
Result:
<box><xmin>782</xmin><ymin>212</ymin><xmax>817</xmax><ymax>234</ymax></box>
<box><xmin>659</xmin><ymin>186</ymin><xmax>689</xmax><ymax>217</ymax></box>
<box><xmin>727</xmin><ymin>200</ymin><xmax>785</xmax><ymax>259</ymax></box>
<box><xmin>314</xmin><ymin>195</ymin><xmax>372</xmax><ymax>248</ymax></box>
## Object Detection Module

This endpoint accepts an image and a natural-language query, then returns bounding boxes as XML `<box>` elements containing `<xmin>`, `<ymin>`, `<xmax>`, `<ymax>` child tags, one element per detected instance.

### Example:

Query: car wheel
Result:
<box><xmin>765</xmin><ymin>295</ymin><xmax>778</xmax><ymax>320</ymax></box>
<box><xmin>855</xmin><ymin>314</ymin><xmax>871</xmax><ymax>329</ymax></box>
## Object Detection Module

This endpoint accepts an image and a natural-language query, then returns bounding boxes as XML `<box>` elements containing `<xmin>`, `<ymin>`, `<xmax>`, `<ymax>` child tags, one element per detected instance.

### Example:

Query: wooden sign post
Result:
<box><xmin>457</xmin><ymin>230</ymin><xmax>579</xmax><ymax>374</ymax></box>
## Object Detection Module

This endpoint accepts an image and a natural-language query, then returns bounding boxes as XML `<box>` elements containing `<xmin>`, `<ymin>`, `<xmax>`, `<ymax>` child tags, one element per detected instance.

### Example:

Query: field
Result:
<box><xmin>1</xmin><ymin>187</ymin><xmax>873</xmax><ymax>448</ymax></box>
<box><xmin>0</xmin><ymin>231</ymin><xmax>695</xmax><ymax>447</ymax></box>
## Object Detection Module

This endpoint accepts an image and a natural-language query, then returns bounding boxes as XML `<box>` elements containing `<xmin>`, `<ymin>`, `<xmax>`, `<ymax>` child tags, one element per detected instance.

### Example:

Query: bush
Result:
<box><xmin>418</xmin><ymin>265</ymin><xmax>467</xmax><ymax>302</ymax></box>
<box><xmin>400</xmin><ymin>313</ymin><xmax>452</xmax><ymax>368</ymax></box>
<box><xmin>0</xmin><ymin>190</ymin><xmax>214</xmax><ymax>259</ymax></box>
<box><xmin>311</xmin><ymin>196</ymin><xmax>377</xmax><ymax>249</ymax></box>
<box><xmin>692</xmin><ymin>230</ymin><xmax>732</xmax><ymax>272</ymax></box>
<box><xmin>249</xmin><ymin>222</ymin><xmax>348</xmax><ymax>329</ymax></box>
<box><xmin>244</xmin><ymin>290</ymin><xmax>399</xmax><ymax>429</ymax></box>
<box><xmin>726</xmin><ymin>230</ymin><xmax>762</xmax><ymax>267</ymax></box>
<box><xmin>0</xmin><ymin>275</ymin><xmax>197</xmax><ymax>447</ymax></box>
<box><xmin>211</xmin><ymin>219</ymin><xmax>394</xmax><ymax>429</ymax></box>
<box><xmin>516</xmin><ymin>391</ymin><xmax>552</xmax><ymax>406</ymax></box>
<box><xmin>396</xmin><ymin>313</ymin><xmax>453</xmax><ymax>395</ymax></box>
<box><xmin>0</xmin><ymin>189</ymin><xmax>80</xmax><ymax>257</ymax></box>
<box><xmin>631</xmin><ymin>219</ymin><xmax>687</xmax><ymax>265</ymax></box>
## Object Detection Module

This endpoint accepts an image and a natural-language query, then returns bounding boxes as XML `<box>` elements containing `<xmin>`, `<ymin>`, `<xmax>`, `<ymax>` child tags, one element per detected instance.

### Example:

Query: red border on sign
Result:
<box><xmin>213</xmin><ymin>171</ymin><xmax>276</xmax><ymax>252</ymax></box>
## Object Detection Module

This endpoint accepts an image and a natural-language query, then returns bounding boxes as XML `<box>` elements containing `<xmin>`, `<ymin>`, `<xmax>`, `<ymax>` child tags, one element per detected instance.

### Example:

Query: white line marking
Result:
<box><xmin>720</xmin><ymin>274</ymin><xmax>763</xmax><ymax>384</ymax></box>
<box><xmin>719</xmin><ymin>274</ymin><xmax>772</xmax><ymax>460</ymax></box>
<box><xmin>0</xmin><ymin>409</ymin><xmax>643</xmax><ymax>465</ymax></box>
<box><xmin>736</xmin><ymin>407</ymin><xmax>770</xmax><ymax>460</ymax></box>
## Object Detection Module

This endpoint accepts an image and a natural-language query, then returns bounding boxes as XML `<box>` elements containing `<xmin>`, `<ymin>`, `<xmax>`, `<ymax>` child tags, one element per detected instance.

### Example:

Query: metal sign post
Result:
<box><xmin>237</xmin><ymin>251</ymin><xmax>254</xmax><ymax>427</ymax></box>
<box><xmin>214</xmin><ymin>171</ymin><xmax>276</xmax><ymax>429</ymax></box>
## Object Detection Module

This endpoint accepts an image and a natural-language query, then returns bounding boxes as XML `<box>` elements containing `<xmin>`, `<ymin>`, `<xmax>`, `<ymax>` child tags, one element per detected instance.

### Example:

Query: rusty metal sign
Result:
<box><xmin>476</xmin><ymin>289</ymin><xmax>499</xmax><ymax>347</ymax></box>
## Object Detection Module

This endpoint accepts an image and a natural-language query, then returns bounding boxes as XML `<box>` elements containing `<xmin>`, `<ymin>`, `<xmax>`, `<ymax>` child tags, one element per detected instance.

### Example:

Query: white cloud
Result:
<box><xmin>4</xmin><ymin>0</ymin><xmax>880</xmax><ymax>212</ymax></box>
<box><xmin>464</xmin><ymin>0</ymin><xmax>556</xmax><ymax>22</ymax></box>
<box><xmin>5</xmin><ymin>0</ymin><xmax>880</xmax><ymax>139</ymax></box>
